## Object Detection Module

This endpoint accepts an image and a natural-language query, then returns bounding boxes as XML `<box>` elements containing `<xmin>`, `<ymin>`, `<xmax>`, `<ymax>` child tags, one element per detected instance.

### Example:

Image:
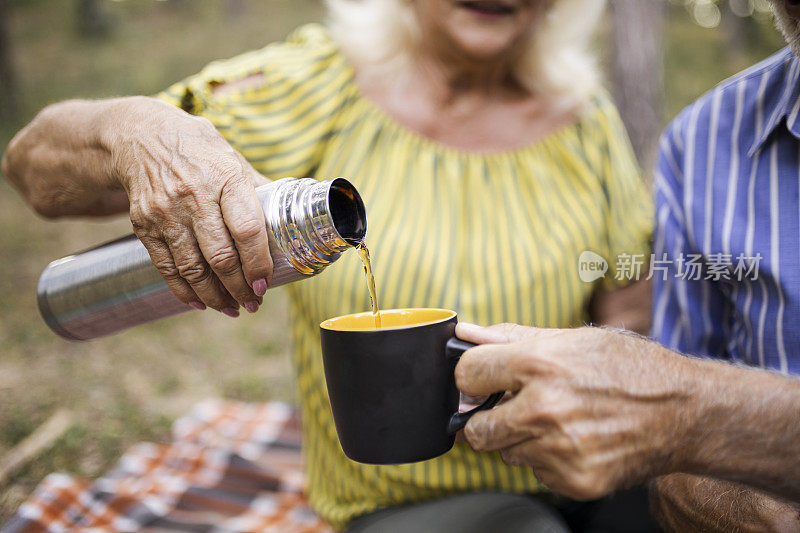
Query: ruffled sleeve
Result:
<box><xmin>157</xmin><ymin>24</ymin><xmax>354</xmax><ymax>178</ymax></box>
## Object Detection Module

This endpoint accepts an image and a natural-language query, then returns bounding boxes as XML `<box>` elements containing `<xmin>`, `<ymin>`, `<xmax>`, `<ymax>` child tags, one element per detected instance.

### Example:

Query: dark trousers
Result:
<box><xmin>346</xmin><ymin>486</ymin><xmax>661</xmax><ymax>533</ymax></box>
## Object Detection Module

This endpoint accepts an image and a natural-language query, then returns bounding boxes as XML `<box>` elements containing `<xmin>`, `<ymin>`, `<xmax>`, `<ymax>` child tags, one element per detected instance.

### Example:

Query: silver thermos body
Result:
<box><xmin>37</xmin><ymin>177</ymin><xmax>367</xmax><ymax>341</ymax></box>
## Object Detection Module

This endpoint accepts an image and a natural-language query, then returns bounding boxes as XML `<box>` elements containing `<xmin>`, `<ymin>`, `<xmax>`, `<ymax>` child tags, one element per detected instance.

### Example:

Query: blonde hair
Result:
<box><xmin>325</xmin><ymin>0</ymin><xmax>606</xmax><ymax>110</ymax></box>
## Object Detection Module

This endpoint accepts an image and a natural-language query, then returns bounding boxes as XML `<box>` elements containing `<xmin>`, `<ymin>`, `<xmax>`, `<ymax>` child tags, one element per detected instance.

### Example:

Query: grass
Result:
<box><xmin>0</xmin><ymin>0</ymin><xmax>788</xmax><ymax>524</ymax></box>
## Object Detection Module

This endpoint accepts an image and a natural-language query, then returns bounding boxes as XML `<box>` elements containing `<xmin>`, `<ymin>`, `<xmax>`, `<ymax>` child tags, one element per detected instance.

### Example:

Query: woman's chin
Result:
<box><xmin>449</xmin><ymin>35</ymin><xmax>521</xmax><ymax>62</ymax></box>
<box><xmin>440</xmin><ymin>14</ymin><xmax>528</xmax><ymax>59</ymax></box>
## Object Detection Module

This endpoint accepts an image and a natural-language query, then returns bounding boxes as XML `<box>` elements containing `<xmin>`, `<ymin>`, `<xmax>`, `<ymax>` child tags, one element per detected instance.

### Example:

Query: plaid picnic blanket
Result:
<box><xmin>2</xmin><ymin>400</ymin><xmax>333</xmax><ymax>533</ymax></box>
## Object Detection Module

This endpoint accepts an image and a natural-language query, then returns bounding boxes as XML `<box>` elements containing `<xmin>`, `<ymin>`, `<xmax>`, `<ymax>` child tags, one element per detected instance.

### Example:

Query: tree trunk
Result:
<box><xmin>610</xmin><ymin>0</ymin><xmax>666</xmax><ymax>178</ymax></box>
<box><xmin>0</xmin><ymin>0</ymin><xmax>18</xmax><ymax>124</ymax></box>
<box><xmin>722</xmin><ymin>0</ymin><xmax>746</xmax><ymax>68</ymax></box>
<box><xmin>76</xmin><ymin>0</ymin><xmax>111</xmax><ymax>38</ymax></box>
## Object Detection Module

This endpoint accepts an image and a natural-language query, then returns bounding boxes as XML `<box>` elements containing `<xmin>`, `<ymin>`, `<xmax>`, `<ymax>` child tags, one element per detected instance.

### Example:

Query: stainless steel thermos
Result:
<box><xmin>37</xmin><ymin>178</ymin><xmax>367</xmax><ymax>340</ymax></box>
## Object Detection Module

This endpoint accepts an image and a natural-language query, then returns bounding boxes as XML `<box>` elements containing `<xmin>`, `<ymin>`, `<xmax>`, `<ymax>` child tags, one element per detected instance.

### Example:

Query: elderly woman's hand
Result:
<box><xmin>454</xmin><ymin>323</ymin><xmax>695</xmax><ymax>500</ymax></box>
<box><xmin>113</xmin><ymin>97</ymin><xmax>272</xmax><ymax>315</ymax></box>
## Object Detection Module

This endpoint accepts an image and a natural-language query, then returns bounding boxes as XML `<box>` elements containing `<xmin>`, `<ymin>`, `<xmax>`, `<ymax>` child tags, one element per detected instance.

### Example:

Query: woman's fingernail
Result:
<box><xmin>221</xmin><ymin>307</ymin><xmax>240</xmax><ymax>318</ymax></box>
<box><xmin>243</xmin><ymin>301</ymin><xmax>259</xmax><ymax>314</ymax></box>
<box><xmin>188</xmin><ymin>301</ymin><xmax>206</xmax><ymax>311</ymax></box>
<box><xmin>253</xmin><ymin>278</ymin><xmax>268</xmax><ymax>297</ymax></box>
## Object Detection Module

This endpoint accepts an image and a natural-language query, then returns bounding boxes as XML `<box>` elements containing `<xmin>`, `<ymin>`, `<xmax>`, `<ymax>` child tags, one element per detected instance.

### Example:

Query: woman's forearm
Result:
<box><xmin>1</xmin><ymin>96</ymin><xmax>168</xmax><ymax>217</ymax></box>
<box><xmin>590</xmin><ymin>278</ymin><xmax>652</xmax><ymax>335</ymax></box>
<box><xmin>4</xmin><ymin>94</ymin><xmax>273</xmax><ymax>312</ymax></box>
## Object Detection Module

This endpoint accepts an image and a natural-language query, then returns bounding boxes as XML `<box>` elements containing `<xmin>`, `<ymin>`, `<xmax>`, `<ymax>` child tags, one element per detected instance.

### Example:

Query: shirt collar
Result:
<box><xmin>749</xmin><ymin>48</ymin><xmax>800</xmax><ymax>157</ymax></box>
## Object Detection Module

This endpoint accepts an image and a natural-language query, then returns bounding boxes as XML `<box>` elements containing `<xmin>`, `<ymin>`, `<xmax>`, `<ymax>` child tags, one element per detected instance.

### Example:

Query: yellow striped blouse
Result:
<box><xmin>159</xmin><ymin>24</ymin><xmax>653</xmax><ymax>530</ymax></box>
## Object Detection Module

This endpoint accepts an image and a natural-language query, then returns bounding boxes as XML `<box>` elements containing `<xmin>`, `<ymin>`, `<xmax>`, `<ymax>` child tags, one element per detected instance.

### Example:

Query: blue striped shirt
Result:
<box><xmin>653</xmin><ymin>47</ymin><xmax>800</xmax><ymax>373</ymax></box>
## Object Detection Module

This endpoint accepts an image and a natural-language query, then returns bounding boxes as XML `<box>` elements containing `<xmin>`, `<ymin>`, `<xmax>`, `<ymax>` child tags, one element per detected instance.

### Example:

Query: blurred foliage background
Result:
<box><xmin>0</xmin><ymin>0</ymin><xmax>788</xmax><ymax>523</ymax></box>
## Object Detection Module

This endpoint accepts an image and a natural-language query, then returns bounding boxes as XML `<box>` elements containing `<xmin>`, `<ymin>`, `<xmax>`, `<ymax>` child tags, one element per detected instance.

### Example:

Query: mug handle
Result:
<box><xmin>445</xmin><ymin>338</ymin><xmax>504</xmax><ymax>435</ymax></box>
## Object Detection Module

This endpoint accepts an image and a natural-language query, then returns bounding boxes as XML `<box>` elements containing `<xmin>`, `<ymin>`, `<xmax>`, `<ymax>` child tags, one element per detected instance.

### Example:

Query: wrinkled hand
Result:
<box><xmin>455</xmin><ymin>323</ymin><xmax>693</xmax><ymax>500</ymax></box>
<box><xmin>114</xmin><ymin>97</ymin><xmax>272</xmax><ymax>316</ymax></box>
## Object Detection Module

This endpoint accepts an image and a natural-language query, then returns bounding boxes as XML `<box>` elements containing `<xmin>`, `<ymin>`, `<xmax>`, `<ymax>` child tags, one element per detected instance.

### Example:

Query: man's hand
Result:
<box><xmin>454</xmin><ymin>322</ymin><xmax>694</xmax><ymax>500</ymax></box>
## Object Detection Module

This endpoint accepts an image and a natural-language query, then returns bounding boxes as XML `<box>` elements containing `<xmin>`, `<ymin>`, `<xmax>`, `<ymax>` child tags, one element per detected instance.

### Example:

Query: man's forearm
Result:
<box><xmin>0</xmin><ymin>96</ymin><xmax>164</xmax><ymax>217</ymax></box>
<box><xmin>675</xmin><ymin>356</ymin><xmax>800</xmax><ymax>502</ymax></box>
<box><xmin>456</xmin><ymin>324</ymin><xmax>800</xmax><ymax>504</ymax></box>
<box><xmin>651</xmin><ymin>474</ymin><xmax>800</xmax><ymax>532</ymax></box>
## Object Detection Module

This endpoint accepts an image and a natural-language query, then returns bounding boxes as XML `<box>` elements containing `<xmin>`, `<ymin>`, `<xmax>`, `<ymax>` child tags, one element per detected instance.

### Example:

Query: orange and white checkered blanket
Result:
<box><xmin>2</xmin><ymin>400</ymin><xmax>332</xmax><ymax>533</ymax></box>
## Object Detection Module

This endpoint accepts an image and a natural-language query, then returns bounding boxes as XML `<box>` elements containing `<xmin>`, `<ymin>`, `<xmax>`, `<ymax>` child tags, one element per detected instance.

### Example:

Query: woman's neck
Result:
<box><xmin>351</xmin><ymin>38</ymin><xmax>578</xmax><ymax>153</ymax></box>
<box><xmin>407</xmin><ymin>42</ymin><xmax>527</xmax><ymax>105</ymax></box>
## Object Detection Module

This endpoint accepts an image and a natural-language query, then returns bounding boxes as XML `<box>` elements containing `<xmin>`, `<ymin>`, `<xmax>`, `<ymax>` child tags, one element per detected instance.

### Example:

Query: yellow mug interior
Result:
<box><xmin>320</xmin><ymin>308</ymin><xmax>456</xmax><ymax>331</ymax></box>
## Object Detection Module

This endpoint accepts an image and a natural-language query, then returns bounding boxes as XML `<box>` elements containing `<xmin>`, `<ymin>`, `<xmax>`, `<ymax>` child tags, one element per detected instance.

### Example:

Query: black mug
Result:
<box><xmin>320</xmin><ymin>308</ymin><xmax>503</xmax><ymax>464</ymax></box>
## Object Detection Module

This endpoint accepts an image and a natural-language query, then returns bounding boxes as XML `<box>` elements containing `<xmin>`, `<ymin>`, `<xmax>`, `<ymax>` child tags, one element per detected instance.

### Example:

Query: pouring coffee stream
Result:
<box><xmin>354</xmin><ymin>242</ymin><xmax>381</xmax><ymax>329</ymax></box>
